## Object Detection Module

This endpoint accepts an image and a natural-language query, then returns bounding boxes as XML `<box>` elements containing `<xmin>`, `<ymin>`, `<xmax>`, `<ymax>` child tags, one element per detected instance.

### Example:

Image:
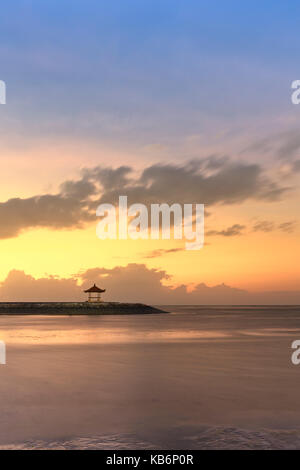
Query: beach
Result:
<box><xmin>0</xmin><ymin>306</ymin><xmax>300</xmax><ymax>449</ymax></box>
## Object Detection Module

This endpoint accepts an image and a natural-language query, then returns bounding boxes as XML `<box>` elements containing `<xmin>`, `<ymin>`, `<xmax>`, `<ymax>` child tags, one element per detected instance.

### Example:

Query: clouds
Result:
<box><xmin>207</xmin><ymin>224</ymin><xmax>245</xmax><ymax>237</ymax></box>
<box><xmin>143</xmin><ymin>248</ymin><xmax>184</xmax><ymax>259</ymax></box>
<box><xmin>0</xmin><ymin>158</ymin><xmax>290</xmax><ymax>239</ymax></box>
<box><xmin>0</xmin><ymin>189</ymin><xmax>94</xmax><ymax>239</ymax></box>
<box><xmin>253</xmin><ymin>220</ymin><xmax>296</xmax><ymax>233</ymax></box>
<box><xmin>292</xmin><ymin>160</ymin><xmax>300</xmax><ymax>173</ymax></box>
<box><xmin>276</xmin><ymin>131</ymin><xmax>300</xmax><ymax>160</ymax></box>
<box><xmin>253</xmin><ymin>220</ymin><xmax>274</xmax><ymax>233</ymax></box>
<box><xmin>0</xmin><ymin>172</ymin><xmax>99</xmax><ymax>239</ymax></box>
<box><xmin>278</xmin><ymin>221</ymin><xmax>296</xmax><ymax>233</ymax></box>
<box><xmin>206</xmin><ymin>220</ymin><xmax>297</xmax><ymax>238</ymax></box>
<box><xmin>244</xmin><ymin>130</ymin><xmax>300</xmax><ymax>166</ymax></box>
<box><xmin>0</xmin><ymin>270</ymin><xmax>82</xmax><ymax>301</ymax></box>
<box><xmin>93</xmin><ymin>159</ymin><xmax>287</xmax><ymax>206</ymax></box>
<box><xmin>78</xmin><ymin>263</ymin><xmax>300</xmax><ymax>304</ymax></box>
<box><xmin>1</xmin><ymin>264</ymin><xmax>300</xmax><ymax>304</ymax></box>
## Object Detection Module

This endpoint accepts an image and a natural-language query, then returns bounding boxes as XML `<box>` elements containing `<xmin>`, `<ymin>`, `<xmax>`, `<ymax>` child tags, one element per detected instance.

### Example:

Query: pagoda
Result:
<box><xmin>84</xmin><ymin>283</ymin><xmax>106</xmax><ymax>303</ymax></box>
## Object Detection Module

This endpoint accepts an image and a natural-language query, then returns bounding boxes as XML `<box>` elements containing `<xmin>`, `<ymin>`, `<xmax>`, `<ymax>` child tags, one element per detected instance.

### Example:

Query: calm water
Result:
<box><xmin>0</xmin><ymin>305</ymin><xmax>300</xmax><ymax>449</ymax></box>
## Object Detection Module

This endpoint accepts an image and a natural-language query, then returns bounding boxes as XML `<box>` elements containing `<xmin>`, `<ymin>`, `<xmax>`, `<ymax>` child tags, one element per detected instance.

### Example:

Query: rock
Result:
<box><xmin>0</xmin><ymin>302</ymin><xmax>168</xmax><ymax>315</ymax></box>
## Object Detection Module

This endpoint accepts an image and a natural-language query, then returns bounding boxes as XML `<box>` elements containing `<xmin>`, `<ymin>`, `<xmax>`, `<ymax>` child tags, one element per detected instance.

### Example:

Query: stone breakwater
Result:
<box><xmin>0</xmin><ymin>302</ymin><xmax>167</xmax><ymax>315</ymax></box>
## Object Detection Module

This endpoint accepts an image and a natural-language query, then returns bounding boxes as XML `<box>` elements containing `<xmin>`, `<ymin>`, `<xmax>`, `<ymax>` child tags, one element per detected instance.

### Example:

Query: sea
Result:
<box><xmin>0</xmin><ymin>305</ymin><xmax>300</xmax><ymax>450</ymax></box>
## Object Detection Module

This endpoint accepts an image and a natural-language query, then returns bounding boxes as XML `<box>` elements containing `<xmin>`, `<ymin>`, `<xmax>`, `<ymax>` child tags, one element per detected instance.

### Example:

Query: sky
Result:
<box><xmin>0</xmin><ymin>1</ymin><xmax>299</xmax><ymax>302</ymax></box>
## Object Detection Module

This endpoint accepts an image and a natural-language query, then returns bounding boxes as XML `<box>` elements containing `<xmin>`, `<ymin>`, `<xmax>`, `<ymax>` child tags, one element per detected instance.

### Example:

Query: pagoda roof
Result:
<box><xmin>84</xmin><ymin>283</ymin><xmax>106</xmax><ymax>293</ymax></box>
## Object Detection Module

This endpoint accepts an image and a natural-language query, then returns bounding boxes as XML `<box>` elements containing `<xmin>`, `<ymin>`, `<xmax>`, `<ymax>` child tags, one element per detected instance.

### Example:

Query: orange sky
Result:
<box><xmin>0</xmin><ymin>140</ymin><xmax>298</xmax><ymax>295</ymax></box>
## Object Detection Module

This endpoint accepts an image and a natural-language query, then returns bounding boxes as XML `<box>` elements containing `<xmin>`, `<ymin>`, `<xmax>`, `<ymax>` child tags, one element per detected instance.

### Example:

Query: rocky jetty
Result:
<box><xmin>0</xmin><ymin>302</ymin><xmax>167</xmax><ymax>315</ymax></box>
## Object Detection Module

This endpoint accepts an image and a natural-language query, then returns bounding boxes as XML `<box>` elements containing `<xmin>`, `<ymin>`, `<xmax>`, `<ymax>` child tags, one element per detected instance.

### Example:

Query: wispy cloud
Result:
<box><xmin>206</xmin><ymin>224</ymin><xmax>245</xmax><ymax>237</ymax></box>
<box><xmin>143</xmin><ymin>248</ymin><xmax>184</xmax><ymax>259</ymax></box>
<box><xmin>253</xmin><ymin>220</ymin><xmax>296</xmax><ymax>233</ymax></box>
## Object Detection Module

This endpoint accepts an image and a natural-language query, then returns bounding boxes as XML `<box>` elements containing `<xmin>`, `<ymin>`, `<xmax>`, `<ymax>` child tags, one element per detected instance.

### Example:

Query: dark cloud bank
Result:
<box><xmin>1</xmin><ymin>264</ymin><xmax>299</xmax><ymax>305</ymax></box>
<box><xmin>0</xmin><ymin>158</ymin><xmax>289</xmax><ymax>239</ymax></box>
